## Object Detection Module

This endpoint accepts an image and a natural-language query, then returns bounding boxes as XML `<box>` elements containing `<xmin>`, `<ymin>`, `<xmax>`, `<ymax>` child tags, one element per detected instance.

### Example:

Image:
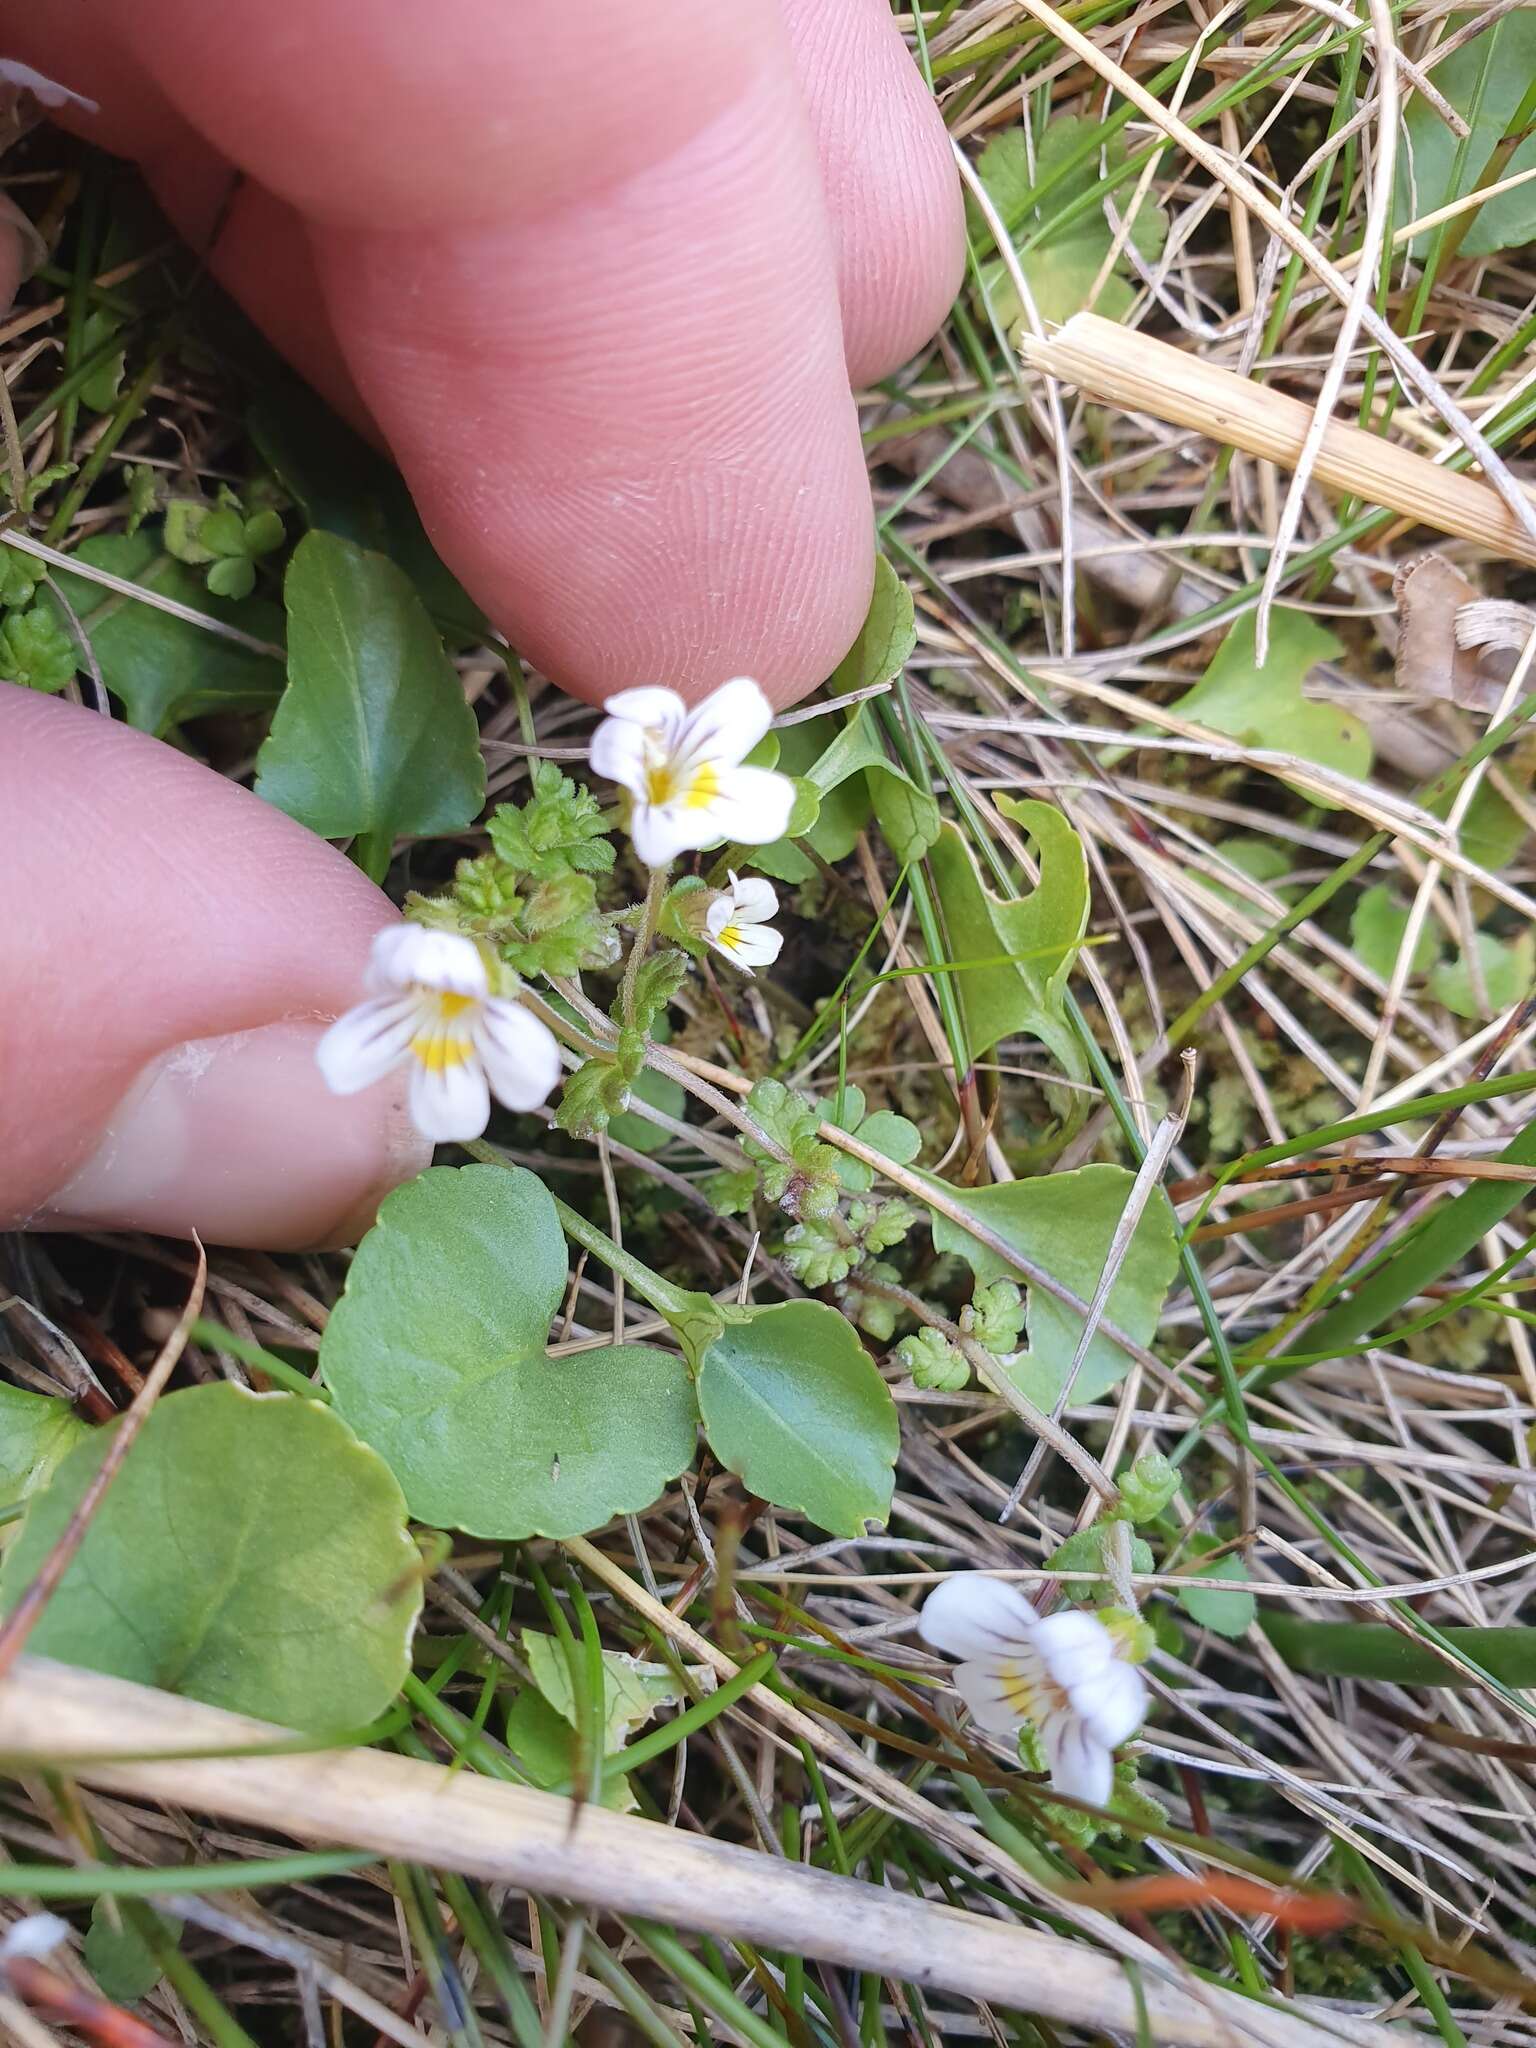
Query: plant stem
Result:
<box><xmin>621</xmin><ymin>867</ymin><xmax>668</xmax><ymax>1028</ymax></box>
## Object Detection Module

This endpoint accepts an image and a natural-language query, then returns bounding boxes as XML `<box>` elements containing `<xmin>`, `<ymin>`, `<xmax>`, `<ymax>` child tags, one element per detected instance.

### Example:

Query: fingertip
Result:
<box><xmin>782</xmin><ymin>0</ymin><xmax>964</xmax><ymax>385</ymax></box>
<box><xmin>0</xmin><ymin>686</ymin><xmax>426</xmax><ymax>1245</ymax></box>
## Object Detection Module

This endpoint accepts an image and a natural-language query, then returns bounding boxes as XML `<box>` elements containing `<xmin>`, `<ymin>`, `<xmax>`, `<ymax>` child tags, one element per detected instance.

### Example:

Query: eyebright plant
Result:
<box><xmin>316</xmin><ymin>677</ymin><xmax>795</xmax><ymax>1146</ymax></box>
<box><xmin>920</xmin><ymin>1573</ymin><xmax>1149</xmax><ymax>1808</ymax></box>
<box><xmin>317</xmin><ymin>926</ymin><xmax>561</xmax><ymax>1143</ymax></box>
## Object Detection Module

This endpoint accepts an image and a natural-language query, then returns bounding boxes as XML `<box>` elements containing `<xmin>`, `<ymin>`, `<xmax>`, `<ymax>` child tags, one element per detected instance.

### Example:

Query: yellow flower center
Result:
<box><xmin>997</xmin><ymin>1659</ymin><xmax>1071</xmax><ymax>1721</ymax></box>
<box><xmin>644</xmin><ymin>760</ymin><xmax>721</xmax><ymax>810</ymax></box>
<box><xmin>716</xmin><ymin>923</ymin><xmax>743</xmax><ymax>952</ymax></box>
<box><xmin>410</xmin><ymin>987</ymin><xmax>479</xmax><ymax>1071</ymax></box>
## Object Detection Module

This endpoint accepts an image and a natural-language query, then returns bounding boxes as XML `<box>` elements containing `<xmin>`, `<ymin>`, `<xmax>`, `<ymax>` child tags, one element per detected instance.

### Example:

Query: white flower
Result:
<box><xmin>703</xmin><ymin>871</ymin><xmax>782</xmax><ymax>972</ymax></box>
<box><xmin>0</xmin><ymin>1912</ymin><xmax>69</xmax><ymax>1971</ymax></box>
<box><xmin>589</xmin><ymin>677</ymin><xmax>795</xmax><ymax>867</ymax></box>
<box><xmin>920</xmin><ymin>1575</ymin><xmax>1147</xmax><ymax>1807</ymax></box>
<box><xmin>317</xmin><ymin>926</ymin><xmax>561</xmax><ymax>1145</ymax></box>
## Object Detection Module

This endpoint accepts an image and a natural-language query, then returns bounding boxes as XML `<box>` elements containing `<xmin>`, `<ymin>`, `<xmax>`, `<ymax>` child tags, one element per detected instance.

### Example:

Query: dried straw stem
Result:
<box><xmin>0</xmin><ymin>1657</ymin><xmax>1393</xmax><ymax>2048</ymax></box>
<box><xmin>1022</xmin><ymin>314</ymin><xmax>1536</xmax><ymax>569</ymax></box>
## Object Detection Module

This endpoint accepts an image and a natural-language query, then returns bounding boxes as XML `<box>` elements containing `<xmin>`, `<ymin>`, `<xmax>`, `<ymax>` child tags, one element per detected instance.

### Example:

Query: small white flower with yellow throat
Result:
<box><xmin>703</xmin><ymin>871</ymin><xmax>782</xmax><ymax>972</ymax></box>
<box><xmin>920</xmin><ymin>1575</ymin><xmax>1147</xmax><ymax>1807</ymax></box>
<box><xmin>589</xmin><ymin>677</ymin><xmax>794</xmax><ymax>868</ymax></box>
<box><xmin>316</xmin><ymin>926</ymin><xmax>561</xmax><ymax>1144</ymax></box>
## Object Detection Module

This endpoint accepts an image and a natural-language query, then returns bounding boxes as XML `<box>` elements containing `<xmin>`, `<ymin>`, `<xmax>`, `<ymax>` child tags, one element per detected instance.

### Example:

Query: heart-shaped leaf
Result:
<box><xmin>1</xmin><ymin>1385</ymin><xmax>419</xmax><ymax>1729</ymax></box>
<box><xmin>255</xmin><ymin>532</ymin><xmax>485</xmax><ymax>857</ymax></box>
<box><xmin>929</xmin><ymin>1163</ymin><xmax>1178</xmax><ymax>1408</ymax></box>
<box><xmin>829</xmin><ymin>555</ymin><xmax>916</xmax><ymax>697</ymax></box>
<box><xmin>928</xmin><ymin>799</ymin><xmax>1089</xmax><ymax>1085</ymax></box>
<box><xmin>697</xmin><ymin>1300</ymin><xmax>898</xmax><ymax>1535</ymax></box>
<box><xmin>41</xmin><ymin>530</ymin><xmax>284</xmax><ymax>735</ymax></box>
<box><xmin>321</xmin><ymin>1165</ymin><xmax>699</xmax><ymax>1539</ymax></box>
<box><xmin>1167</xmin><ymin>611</ymin><xmax>1370</xmax><ymax>801</ymax></box>
<box><xmin>0</xmin><ymin>1384</ymin><xmax>89</xmax><ymax>1504</ymax></box>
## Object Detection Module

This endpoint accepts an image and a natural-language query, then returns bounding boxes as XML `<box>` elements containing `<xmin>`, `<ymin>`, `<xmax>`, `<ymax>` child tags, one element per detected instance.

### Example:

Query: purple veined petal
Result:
<box><xmin>475</xmin><ymin>999</ymin><xmax>563</xmax><ymax>1112</ymax></box>
<box><xmin>675</xmin><ymin>676</ymin><xmax>773</xmax><ymax>769</ymax></box>
<box><xmin>589</xmin><ymin>711</ymin><xmax>654</xmax><ymax>795</ymax></box>
<box><xmin>1077</xmin><ymin>1660</ymin><xmax>1148</xmax><ymax>1749</ymax></box>
<box><xmin>952</xmin><ymin>1657</ymin><xmax>1034</xmax><ymax>1736</ymax></box>
<box><xmin>599</xmin><ymin>686</ymin><xmax>687</xmax><ymax>737</ymax></box>
<box><xmin>715</xmin><ymin>921</ymin><xmax>782</xmax><ymax>970</ymax></box>
<box><xmin>1043</xmin><ymin>1710</ymin><xmax>1114</xmax><ymax>1807</ymax></box>
<box><xmin>920</xmin><ymin>1573</ymin><xmax>1041</xmax><ymax>1658</ymax></box>
<box><xmin>315</xmin><ymin>995</ymin><xmax>418</xmax><ymax>1095</ymax></box>
<box><xmin>696</xmin><ymin>765</ymin><xmax>795</xmax><ymax>848</ymax></box>
<box><xmin>408</xmin><ymin>1044</ymin><xmax>491</xmax><ymax>1143</ymax></box>
<box><xmin>727</xmin><ymin>872</ymin><xmax>779</xmax><ymax>924</ymax></box>
<box><xmin>628</xmin><ymin>797</ymin><xmax>712</xmax><ymax>867</ymax></box>
<box><xmin>368</xmin><ymin>924</ymin><xmax>488</xmax><ymax>998</ymax></box>
<box><xmin>1034</xmin><ymin>1610</ymin><xmax>1116</xmax><ymax>1689</ymax></box>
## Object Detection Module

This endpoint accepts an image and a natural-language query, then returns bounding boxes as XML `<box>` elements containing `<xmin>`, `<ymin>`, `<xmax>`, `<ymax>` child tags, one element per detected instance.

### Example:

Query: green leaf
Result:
<box><xmin>249</xmin><ymin>380</ymin><xmax>486</xmax><ymax>644</ymax></box>
<box><xmin>1201</xmin><ymin>836</ymin><xmax>1300</xmax><ymax>912</ymax></box>
<box><xmin>1167</xmin><ymin>612</ymin><xmax>1371</xmax><ymax>801</ymax></box>
<box><xmin>1429</xmin><ymin>775</ymin><xmax>1528</xmax><ymax>872</ymax></box>
<box><xmin>521</xmin><ymin>1628</ymin><xmax>681</xmax><ymax>1750</ymax></box>
<box><xmin>1046</xmin><ymin>1524</ymin><xmax>1153</xmax><ymax>1606</ymax></box>
<box><xmin>927</xmin><ymin>799</ymin><xmax>1089</xmax><ymax>1077</ymax></box>
<box><xmin>321</xmin><ymin>1166</ymin><xmax>699</xmax><ymax>1539</ymax></box>
<box><xmin>696</xmin><ymin>1301</ymin><xmax>898</xmax><ymax>1535</ymax></box>
<box><xmin>0</xmin><ymin>600</ymin><xmax>76</xmax><ymax>692</ymax></box>
<box><xmin>0</xmin><ymin>1385</ymin><xmax>89</xmax><ymax>1505</ymax></box>
<box><xmin>85</xmin><ymin>1904</ymin><xmax>178</xmax><ymax>2004</ymax></box>
<box><xmin>78</xmin><ymin>311</ymin><xmax>125</xmax><ymax>413</ymax></box>
<box><xmin>974</xmin><ymin>117</ymin><xmax>1168</xmax><ymax>326</ymax></box>
<box><xmin>255</xmin><ymin>532</ymin><xmax>485</xmax><ymax>845</ymax></box>
<box><xmin>1350</xmin><ymin>884</ymin><xmax>1440</xmax><ymax>982</ymax></box>
<box><xmin>1</xmin><ymin>1385</ymin><xmax>419</xmax><ymax>1728</ymax></box>
<box><xmin>163</xmin><ymin>497</ymin><xmax>220</xmax><ymax>565</ymax></box>
<box><xmin>1175</xmin><ymin>1541</ymin><xmax>1255</xmax><ymax>1638</ymax></box>
<box><xmin>1395</xmin><ymin>15</ymin><xmax>1536</xmax><ymax>258</ymax></box>
<box><xmin>928</xmin><ymin>1162</ymin><xmax>1179</xmax><ymax>1406</ymax></box>
<box><xmin>504</xmin><ymin>1689</ymin><xmax>634</xmax><ymax>1810</ymax></box>
<box><xmin>828</xmin><ymin>556</ymin><xmax>916</xmax><ymax>696</ymax></box>
<box><xmin>205</xmin><ymin>555</ymin><xmax>257</xmax><ymax>601</ymax></box>
<box><xmin>42</xmin><ymin>530</ymin><xmax>284</xmax><ymax>735</ymax></box>
<box><xmin>1428</xmin><ymin>928</ymin><xmax>1535</xmax><ymax>1019</ymax></box>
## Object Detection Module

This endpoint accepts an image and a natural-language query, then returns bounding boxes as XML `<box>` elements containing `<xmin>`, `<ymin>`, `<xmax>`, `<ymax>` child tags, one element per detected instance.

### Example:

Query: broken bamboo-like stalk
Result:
<box><xmin>0</xmin><ymin>1657</ymin><xmax>1393</xmax><ymax>2048</ymax></box>
<box><xmin>1021</xmin><ymin>313</ymin><xmax>1536</xmax><ymax>570</ymax></box>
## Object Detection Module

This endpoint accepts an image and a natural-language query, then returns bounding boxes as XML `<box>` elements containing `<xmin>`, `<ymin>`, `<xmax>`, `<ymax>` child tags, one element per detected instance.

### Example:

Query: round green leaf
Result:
<box><xmin>697</xmin><ymin>1301</ymin><xmax>898</xmax><ymax>1536</ymax></box>
<box><xmin>322</xmin><ymin>1164</ymin><xmax>699</xmax><ymax>1538</ymax></box>
<box><xmin>1</xmin><ymin>1385</ymin><xmax>418</xmax><ymax>1729</ymax></box>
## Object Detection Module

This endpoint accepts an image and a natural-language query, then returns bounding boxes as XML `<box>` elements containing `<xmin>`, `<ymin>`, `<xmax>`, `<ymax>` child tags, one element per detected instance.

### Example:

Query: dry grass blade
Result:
<box><xmin>0</xmin><ymin>1656</ymin><xmax>1401</xmax><ymax>2048</ymax></box>
<box><xmin>1021</xmin><ymin>315</ymin><xmax>1536</xmax><ymax>568</ymax></box>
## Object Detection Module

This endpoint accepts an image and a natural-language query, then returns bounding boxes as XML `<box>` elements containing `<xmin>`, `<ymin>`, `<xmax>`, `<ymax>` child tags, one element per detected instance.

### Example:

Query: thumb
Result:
<box><xmin>1</xmin><ymin>686</ymin><xmax>429</xmax><ymax>1249</ymax></box>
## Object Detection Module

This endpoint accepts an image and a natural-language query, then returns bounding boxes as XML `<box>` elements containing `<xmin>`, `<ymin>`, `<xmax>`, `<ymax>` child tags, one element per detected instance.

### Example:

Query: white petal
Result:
<box><xmin>696</xmin><ymin>765</ymin><xmax>795</xmax><ymax>847</ymax></box>
<box><xmin>316</xmin><ymin>996</ymin><xmax>417</xmax><ymax>1095</ymax></box>
<box><xmin>1034</xmin><ymin>1610</ymin><xmax>1115</xmax><ymax>1689</ymax></box>
<box><xmin>589</xmin><ymin>714</ymin><xmax>651</xmax><ymax>796</ymax></box>
<box><xmin>1044</xmin><ymin>1711</ymin><xmax>1114</xmax><ymax>1807</ymax></box>
<box><xmin>368</xmin><ymin>925</ymin><xmax>488</xmax><ymax>997</ymax></box>
<box><xmin>729</xmin><ymin>873</ymin><xmax>778</xmax><ymax>924</ymax></box>
<box><xmin>920</xmin><ymin>1574</ymin><xmax>1040</xmax><ymax>1659</ymax></box>
<box><xmin>475</xmin><ymin>999</ymin><xmax>563</xmax><ymax>1112</ymax></box>
<box><xmin>1076</xmin><ymin>1660</ymin><xmax>1147</xmax><ymax>1749</ymax></box>
<box><xmin>628</xmin><ymin>801</ymin><xmax>696</xmax><ymax>868</ymax></box>
<box><xmin>715</xmin><ymin>922</ymin><xmax>782</xmax><ymax>969</ymax></box>
<box><xmin>952</xmin><ymin>1658</ymin><xmax>1032</xmax><ymax>1736</ymax></box>
<box><xmin>0</xmin><ymin>59</ymin><xmax>98</xmax><ymax>111</ymax></box>
<box><xmin>676</xmin><ymin>677</ymin><xmax>773</xmax><ymax>767</ymax></box>
<box><xmin>599</xmin><ymin>686</ymin><xmax>687</xmax><ymax>734</ymax></box>
<box><xmin>0</xmin><ymin>1912</ymin><xmax>71</xmax><ymax>1964</ymax></box>
<box><xmin>409</xmin><ymin>1049</ymin><xmax>491</xmax><ymax>1143</ymax></box>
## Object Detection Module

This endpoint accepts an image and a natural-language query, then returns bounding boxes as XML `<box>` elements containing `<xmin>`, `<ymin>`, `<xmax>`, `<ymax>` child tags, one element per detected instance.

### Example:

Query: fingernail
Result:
<box><xmin>33</xmin><ymin>1020</ymin><xmax>431</xmax><ymax>1250</ymax></box>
